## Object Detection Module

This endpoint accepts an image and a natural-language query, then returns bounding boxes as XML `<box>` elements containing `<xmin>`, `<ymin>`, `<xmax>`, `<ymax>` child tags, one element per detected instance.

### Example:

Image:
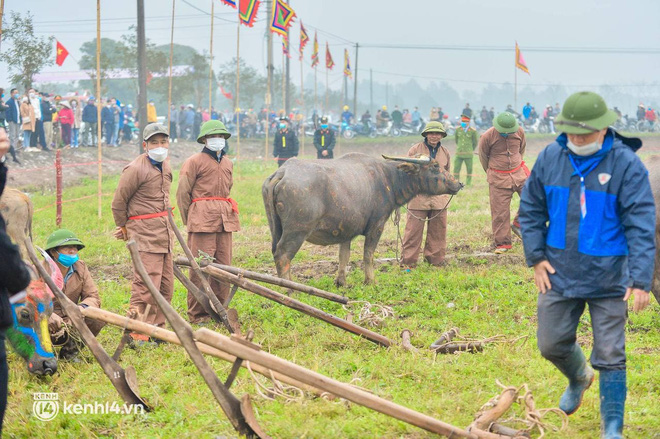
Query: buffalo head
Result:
<box><xmin>383</xmin><ymin>154</ymin><xmax>464</xmax><ymax>196</ymax></box>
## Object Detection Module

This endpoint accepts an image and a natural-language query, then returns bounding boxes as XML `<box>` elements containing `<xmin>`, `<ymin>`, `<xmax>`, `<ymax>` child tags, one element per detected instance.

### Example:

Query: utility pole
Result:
<box><xmin>369</xmin><ymin>68</ymin><xmax>373</xmax><ymax>112</ymax></box>
<box><xmin>137</xmin><ymin>0</ymin><xmax>148</xmax><ymax>152</ymax></box>
<box><xmin>352</xmin><ymin>43</ymin><xmax>359</xmax><ymax>116</ymax></box>
<box><xmin>385</xmin><ymin>81</ymin><xmax>389</xmax><ymax>108</ymax></box>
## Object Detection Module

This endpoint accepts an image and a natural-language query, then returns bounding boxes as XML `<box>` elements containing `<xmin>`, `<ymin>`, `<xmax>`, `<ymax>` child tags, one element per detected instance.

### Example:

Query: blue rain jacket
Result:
<box><xmin>519</xmin><ymin>129</ymin><xmax>655</xmax><ymax>298</ymax></box>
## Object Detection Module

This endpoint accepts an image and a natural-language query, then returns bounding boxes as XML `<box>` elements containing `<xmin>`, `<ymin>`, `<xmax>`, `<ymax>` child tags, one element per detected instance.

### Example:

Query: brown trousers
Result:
<box><xmin>187</xmin><ymin>231</ymin><xmax>232</xmax><ymax>322</ymax></box>
<box><xmin>130</xmin><ymin>251</ymin><xmax>174</xmax><ymax>327</ymax></box>
<box><xmin>488</xmin><ymin>184</ymin><xmax>523</xmax><ymax>247</ymax></box>
<box><xmin>401</xmin><ymin>209</ymin><xmax>447</xmax><ymax>267</ymax></box>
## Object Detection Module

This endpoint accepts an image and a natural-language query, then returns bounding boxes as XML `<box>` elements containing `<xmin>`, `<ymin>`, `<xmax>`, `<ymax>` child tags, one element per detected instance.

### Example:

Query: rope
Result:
<box><xmin>342</xmin><ymin>300</ymin><xmax>394</xmax><ymax>327</ymax></box>
<box><xmin>245</xmin><ymin>361</ymin><xmax>305</xmax><ymax>403</ymax></box>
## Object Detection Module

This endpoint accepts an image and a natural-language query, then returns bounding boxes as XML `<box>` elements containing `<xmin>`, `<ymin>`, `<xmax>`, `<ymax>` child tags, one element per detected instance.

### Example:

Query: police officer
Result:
<box><xmin>519</xmin><ymin>91</ymin><xmax>655</xmax><ymax>439</ymax></box>
<box><xmin>454</xmin><ymin>114</ymin><xmax>479</xmax><ymax>185</ymax></box>
<box><xmin>313</xmin><ymin>116</ymin><xmax>335</xmax><ymax>159</ymax></box>
<box><xmin>273</xmin><ymin>117</ymin><xmax>299</xmax><ymax>167</ymax></box>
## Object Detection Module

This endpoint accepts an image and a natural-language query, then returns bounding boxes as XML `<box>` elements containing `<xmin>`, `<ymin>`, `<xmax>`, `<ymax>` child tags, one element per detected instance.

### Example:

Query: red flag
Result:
<box><xmin>146</xmin><ymin>71</ymin><xmax>154</xmax><ymax>85</ymax></box>
<box><xmin>220</xmin><ymin>86</ymin><xmax>233</xmax><ymax>100</ymax></box>
<box><xmin>325</xmin><ymin>42</ymin><xmax>334</xmax><ymax>70</ymax></box>
<box><xmin>55</xmin><ymin>41</ymin><xmax>69</xmax><ymax>66</ymax></box>
<box><xmin>311</xmin><ymin>32</ymin><xmax>319</xmax><ymax>67</ymax></box>
<box><xmin>515</xmin><ymin>42</ymin><xmax>530</xmax><ymax>75</ymax></box>
<box><xmin>239</xmin><ymin>0</ymin><xmax>260</xmax><ymax>27</ymax></box>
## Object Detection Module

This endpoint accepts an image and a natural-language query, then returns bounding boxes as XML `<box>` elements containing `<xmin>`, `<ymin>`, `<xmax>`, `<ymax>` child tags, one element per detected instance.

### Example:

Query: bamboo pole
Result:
<box><xmin>195</xmin><ymin>328</ymin><xmax>476</xmax><ymax>438</ymax></box>
<box><xmin>235</xmin><ymin>16</ymin><xmax>241</xmax><ymax>160</ymax></box>
<box><xmin>80</xmin><ymin>306</ymin><xmax>324</xmax><ymax>397</ymax></box>
<box><xmin>300</xmin><ymin>51</ymin><xmax>305</xmax><ymax>157</ymax></box>
<box><xmin>324</xmin><ymin>66</ymin><xmax>328</xmax><ymax>115</ymax></box>
<box><xmin>208</xmin><ymin>0</ymin><xmax>214</xmax><ymax>112</ymax></box>
<box><xmin>202</xmin><ymin>265</ymin><xmax>392</xmax><ymax>347</ymax></box>
<box><xmin>167</xmin><ymin>0</ymin><xmax>176</xmax><ymax>130</ymax></box>
<box><xmin>174</xmin><ymin>257</ymin><xmax>348</xmax><ymax>304</ymax></box>
<box><xmin>314</xmin><ymin>66</ymin><xmax>317</xmax><ymax>115</ymax></box>
<box><xmin>96</xmin><ymin>0</ymin><xmax>102</xmax><ymax>219</ymax></box>
<box><xmin>0</xmin><ymin>0</ymin><xmax>5</xmax><ymax>52</ymax></box>
<box><xmin>281</xmin><ymin>52</ymin><xmax>285</xmax><ymax>117</ymax></box>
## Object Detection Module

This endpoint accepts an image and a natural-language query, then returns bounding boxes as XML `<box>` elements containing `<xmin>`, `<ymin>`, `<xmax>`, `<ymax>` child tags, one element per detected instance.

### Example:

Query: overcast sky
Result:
<box><xmin>3</xmin><ymin>0</ymin><xmax>660</xmax><ymax>94</ymax></box>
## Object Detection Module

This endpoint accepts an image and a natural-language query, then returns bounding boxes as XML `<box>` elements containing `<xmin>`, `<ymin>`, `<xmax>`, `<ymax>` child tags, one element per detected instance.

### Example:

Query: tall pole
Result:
<box><xmin>96</xmin><ymin>0</ymin><xmax>102</xmax><ymax>219</ymax></box>
<box><xmin>265</xmin><ymin>0</ymin><xmax>273</xmax><ymax>161</ymax></box>
<box><xmin>136</xmin><ymin>0</ymin><xmax>148</xmax><ymax>152</ymax></box>
<box><xmin>324</xmin><ymin>67</ymin><xmax>328</xmax><ymax>115</ymax></box>
<box><xmin>369</xmin><ymin>68</ymin><xmax>373</xmax><ymax>112</ymax></box>
<box><xmin>514</xmin><ymin>55</ymin><xmax>518</xmax><ymax>113</ymax></box>
<box><xmin>314</xmin><ymin>66</ymin><xmax>317</xmax><ymax>113</ymax></box>
<box><xmin>167</xmin><ymin>0</ymin><xmax>176</xmax><ymax>130</ymax></box>
<box><xmin>281</xmin><ymin>52</ymin><xmax>285</xmax><ymax>115</ymax></box>
<box><xmin>0</xmin><ymin>0</ymin><xmax>5</xmax><ymax>52</ymax></box>
<box><xmin>352</xmin><ymin>43</ymin><xmax>359</xmax><ymax>117</ymax></box>
<box><xmin>235</xmin><ymin>15</ymin><xmax>241</xmax><ymax>160</ymax></box>
<box><xmin>385</xmin><ymin>82</ymin><xmax>389</xmax><ymax>108</ymax></box>
<box><xmin>208</xmin><ymin>0</ymin><xmax>214</xmax><ymax>112</ymax></box>
<box><xmin>285</xmin><ymin>49</ymin><xmax>291</xmax><ymax>115</ymax></box>
<box><xmin>300</xmin><ymin>51</ymin><xmax>305</xmax><ymax>157</ymax></box>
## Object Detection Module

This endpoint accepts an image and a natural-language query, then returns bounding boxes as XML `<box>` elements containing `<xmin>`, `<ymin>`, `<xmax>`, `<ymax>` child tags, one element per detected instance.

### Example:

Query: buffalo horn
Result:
<box><xmin>382</xmin><ymin>155</ymin><xmax>431</xmax><ymax>165</ymax></box>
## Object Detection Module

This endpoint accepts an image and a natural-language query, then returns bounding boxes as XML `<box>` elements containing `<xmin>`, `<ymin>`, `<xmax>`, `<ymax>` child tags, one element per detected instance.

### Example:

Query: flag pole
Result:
<box><xmin>208</xmin><ymin>0</ymin><xmax>214</xmax><ymax>112</ymax></box>
<box><xmin>0</xmin><ymin>0</ymin><xmax>5</xmax><ymax>52</ymax></box>
<box><xmin>300</xmin><ymin>51</ymin><xmax>305</xmax><ymax>157</ymax></box>
<box><xmin>514</xmin><ymin>44</ymin><xmax>517</xmax><ymax>113</ymax></box>
<box><xmin>167</xmin><ymin>0</ymin><xmax>176</xmax><ymax>131</ymax></box>
<box><xmin>324</xmin><ymin>65</ymin><xmax>328</xmax><ymax>115</ymax></box>
<box><xmin>281</xmin><ymin>51</ymin><xmax>285</xmax><ymax>116</ymax></box>
<box><xmin>96</xmin><ymin>0</ymin><xmax>102</xmax><ymax>219</ymax></box>
<box><xmin>338</xmin><ymin>71</ymin><xmax>344</xmax><ymax>157</ymax></box>
<box><xmin>314</xmin><ymin>66</ymin><xmax>317</xmax><ymax>116</ymax></box>
<box><xmin>235</xmin><ymin>14</ymin><xmax>241</xmax><ymax>161</ymax></box>
<box><xmin>265</xmin><ymin>0</ymin><xmax>273</xmax><ymax>163</ymax></box>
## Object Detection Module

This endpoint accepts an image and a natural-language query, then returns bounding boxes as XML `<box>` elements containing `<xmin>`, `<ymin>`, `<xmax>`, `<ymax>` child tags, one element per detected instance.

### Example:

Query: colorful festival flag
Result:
<box><xmin>269</xmin><ymin>0</ymin><xmax>296</xmax><ymax>37</ymax></box>
<box><xmin>343</xmin><ymin>49</ymin><xmax>352</xmax><ymax>78</ymax></box>
<box><xmin>282</xmin><ymin>28</ymin><xmax>291</xmax><ymax>58</ymax></box>
<box><xmin>325</xmin><ymin>42</ymin><xmax>334</xmax><ymax>70</ymax></box>
<box><xmin>220</xmin><ymin>0</ymin><xmax>237</xmax><ymax>8</ymax></box>
<box><xmin>299</xmin><ymin>21</ymin><xmax>309</xmax><ymax>60</ymax></box>
<box><xmin>55</xmin><ymin>40</ymin><xmax>69</xmax><ymax>66</ymax></box>
<box><xmin>515</xmin><ymin>42</ymin><xmax>530</xmax><ymax>75</ymax></box>
<box><xmin>239</xmin><ymin>0</ymin><xmax>260</xmax><ymax>27</ymax></box>
<box><xmin>220</xmin><ymin>85</ymin><xmax>234</xmax><ymax>100</ymax></box>
<box><xmin>311</xmin><ymin>32</ymin><xmax>319</xmax><ymax>67</ymax></box>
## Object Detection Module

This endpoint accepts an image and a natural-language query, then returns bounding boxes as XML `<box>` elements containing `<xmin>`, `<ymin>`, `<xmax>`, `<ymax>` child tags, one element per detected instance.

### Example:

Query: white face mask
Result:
<box><xmin>147</xmin><ymin>147</ymin><xmax>168</xmax><ymax>162</ymax></box>
<box><xmin>206</xmin><ymin>137</ymin><xmax>226</xmax><ymax>152</ymax></box>
<box><xmin>567</xmin><ymin>139</ymin><xmax>602</xmax><ymax>156</ymax></box>
<box><xmin>29</xmin><ymin>93</ymin><xmax>35</xmax><ymax>99</ymax></box>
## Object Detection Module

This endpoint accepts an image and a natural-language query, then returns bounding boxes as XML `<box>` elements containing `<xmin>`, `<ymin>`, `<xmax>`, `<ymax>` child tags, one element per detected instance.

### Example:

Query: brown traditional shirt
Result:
<box><xmin>407</xmin><ymin>140</ymin><xmax>452</xmax><ymax>210</ymax></box>
<box><xmin>111</xmin><ymin>154</ymin><xmax>174</xmax><ymax>253</ymax></box>
<box><xmin>176</xmin><ymin>151</ymin><xmax>240</xmax><ymax>233</ymax></box>
<box><xmin>45</xmin><ymin>260</ymin><xmax>101</xmax><ymax>319</ymax></box>
<box><xmin>478</xmin><ymin>126</ymin><xmax>528</xmax><ymax>189</ymax></box>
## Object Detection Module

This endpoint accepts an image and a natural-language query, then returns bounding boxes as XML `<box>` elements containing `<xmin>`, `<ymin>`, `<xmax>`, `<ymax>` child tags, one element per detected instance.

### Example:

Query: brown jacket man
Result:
<box><xmin>176</xmin><ymin>120</ymin><xmax>239</xmax><ymax>322</ymax></box>
<box><xmin>478</xmin><ymin>112</ymin><xmax>528</xmax><ymax>253</ymax></box>
<box><xmin>401</xmin><ymin>122</ymin><xmax>451</xmax><ymax>267</ymax></box>
<box><xmin>111</xmin><ymin>123</ymin><xmax>174</xmax><ymax>335</ymax></box>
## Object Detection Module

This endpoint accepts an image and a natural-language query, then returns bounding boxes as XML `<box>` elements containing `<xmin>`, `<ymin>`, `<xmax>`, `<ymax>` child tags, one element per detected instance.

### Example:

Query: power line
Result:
<box><xmin>359</xmin><ymin>43</ymin><xmax>660</xmax><ymax>55</ymax></box>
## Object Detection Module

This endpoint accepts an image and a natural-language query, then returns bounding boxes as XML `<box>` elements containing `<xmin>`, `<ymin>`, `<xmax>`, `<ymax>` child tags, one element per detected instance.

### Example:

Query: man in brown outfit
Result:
<box><xmin>478</xmin><ymin>112</ymin><xmax>529</xmax><ymax>254</ymax></box>
<box><xmin>44</xmin><ymin>229</ymin><xmax>104</xmax><ymax>360</ymax></box>
<box><xmin>401</xmin><ymin>121</ymin><xmax>452</xmax><ymax>267</ymax></box>
<box><xmin>111</xmin><ymin>123</ymin><xmax>174</xmax><ymax>342</ymax></box>
<box><xmin>176</xmin><ymin>120</ymin><xmax>240</xmax><ymax>323</ymax></box>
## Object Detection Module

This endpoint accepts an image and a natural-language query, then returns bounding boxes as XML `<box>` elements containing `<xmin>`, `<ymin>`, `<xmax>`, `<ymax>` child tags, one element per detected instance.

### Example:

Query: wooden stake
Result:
<box><xmin>195</xmin><ymin>328</ymin><xmax>475</xmax><ymax>438</ymax></box>
<box><xmin>202</xmin><ymin>265</ymin><xmax>392</xmax><ymax>347</ymax></box>
<box><xmin>167</xmin><ymin>0</ymin><xmax>176</xmax><ymax>130</ymax></box>
<box><xmin>96</xmin><ymin>0</ymin><xmax>102</xmax><ymax>219</ymax></box>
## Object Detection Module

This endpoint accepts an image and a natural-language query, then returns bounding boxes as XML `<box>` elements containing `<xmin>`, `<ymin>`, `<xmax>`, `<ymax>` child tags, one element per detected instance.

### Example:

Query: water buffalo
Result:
<box><xmin>0</xmin><ymin>187</ymin><xmax>33</xmax><ymax>259</ymax></box>
<box><xmin>647</xmin><ymin>155</ymin><xmax>660</xmax><ymax>304</ymax></box>
<box><xmin>262</xmin><ymin>153</ymin><xmax>463</xmax><ymax>285</ymax></box>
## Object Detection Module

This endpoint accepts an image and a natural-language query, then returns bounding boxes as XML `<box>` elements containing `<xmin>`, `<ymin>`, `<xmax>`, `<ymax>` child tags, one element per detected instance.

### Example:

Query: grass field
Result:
<box><xmin>4</xmin><ymin>153</ymin><xmax>660</xmax><ymax>438</ymax></box>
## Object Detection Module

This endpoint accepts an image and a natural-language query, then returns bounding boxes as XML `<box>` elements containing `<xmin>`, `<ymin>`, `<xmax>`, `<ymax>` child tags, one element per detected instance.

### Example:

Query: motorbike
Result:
<box><xmin>399</xmin><ymin>119</ymin><xmax>425</xmax><ymax>136</ymax></box>
<box><xmin>375</xmin><ymin>120</ymin><xmax>400</xmax><ymax>137</ymax></box>
<box><xmin>344</xmin><ymin>120</ymin><xmax>377</xmax><ymax>139</ymax></box>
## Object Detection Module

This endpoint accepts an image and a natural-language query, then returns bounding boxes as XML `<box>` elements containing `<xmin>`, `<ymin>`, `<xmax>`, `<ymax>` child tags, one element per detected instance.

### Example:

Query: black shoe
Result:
<box><xmin>511</xmin><ymin>222</ymin><xmax>522</xmax><ymax>239</ymax></box>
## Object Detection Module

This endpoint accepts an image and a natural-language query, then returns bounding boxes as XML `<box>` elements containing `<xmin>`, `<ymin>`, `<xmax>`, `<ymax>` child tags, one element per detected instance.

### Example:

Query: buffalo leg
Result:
<box><xmin>363</xmin><ymin>224</ymin><xmax>386</xmax><ymax>284</ymax></box>
<box><xmin>274</xmin><ymin>230</ymin><xmax>308</xmax><ymax>281</ymax></box>
<box><xmin>336</xmin><ymin>241</ymin><xmax>351</xmax><ymax>287</ymax></box>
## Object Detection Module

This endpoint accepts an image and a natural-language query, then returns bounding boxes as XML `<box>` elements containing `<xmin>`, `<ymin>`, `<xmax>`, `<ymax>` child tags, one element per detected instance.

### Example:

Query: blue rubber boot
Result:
<box><xmin>600</xmin><ymin>369</ymin><xmax>626</xmax><ymax>439</ymax></box>
<box><xmin>554</xmin><ymin>346</ymin><xmax>595</xmax><ymax>415</ymax></box>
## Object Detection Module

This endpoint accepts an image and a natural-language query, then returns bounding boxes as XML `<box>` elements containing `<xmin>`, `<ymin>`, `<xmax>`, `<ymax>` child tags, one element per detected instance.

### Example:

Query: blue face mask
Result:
<box><xmin>460</xmin><ymin>122</ymin><xmax>467</xmax><ymax>128</ymax></box>
<box><xmin>13</xmin><ymin>93</ymin><xmax>18</xmax><ymax>99</ymax></box>
<box><xmin>279</xmin><ymin>123</ymin><xmax>286</xmax><ymax>129</ymax></box>
<box><xmin>57</xmin><ymin>252</ymin><xmax>79</xmax><ymax>268</ymax></box>
<box><xmin>500</xmin><ymin>132</ymin><xmax>509</xmax><ymax>138</ymax></box>
<box><xmin>320</xmin><ymin>124</ymin><xmax>328</xmax><ymax>129</ymax></box>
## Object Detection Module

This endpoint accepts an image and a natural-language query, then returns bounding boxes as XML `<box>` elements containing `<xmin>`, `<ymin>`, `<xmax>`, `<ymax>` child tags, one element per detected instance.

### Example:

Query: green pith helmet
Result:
<box><xmin>421</xmin><ymin>121</ymin><xmax>447</xmax><ymax>138</ymax></box>
<box><xmin>555</xmin><ymin>91</ymin><xmax>618</xmax><ymax>134</ymax></box>
<box><xmin>493</xmin><ymin>112</ymin><xmax>519</xmax><ymax>134</ymax></box>
<box><xmin>45</xmin><ymin>229</ymin><xmax>85</xmax><ymax>251</ymax></box>
<box><xmin>197</xmin><ymin>120</ymin><xmax>231</xmax><ymax>144</ymax></box>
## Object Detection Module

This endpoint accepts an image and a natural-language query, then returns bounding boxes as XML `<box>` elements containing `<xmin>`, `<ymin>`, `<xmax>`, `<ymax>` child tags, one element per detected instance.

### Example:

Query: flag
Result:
<box><xmin>220</xmin><ymin>85</ymin><xmax>233</xmax><ymax>100</ymax></box>
<box><xmin>146</xmin><ymin>71</ymin><xmax>154</xmax><ymax>85</ymax></box>
<box><xmin>299</xmin><ymin>21</ymin><xmax>309</xmax><ymax>60</ymax></box>
<box><xmin>515</xmin><ymin>42</ymin><xmax>530</xmax><ymax>75</ymax></box>
<box><xmin>325</xmin><ymin>42</ymin><xmax>334</xmax><ymax>70</ymax></box>
<box><xmin>311</xmin><ymin>32</ymin><xmax>319</xmax><ymax>67</ymax></box>
<box><xmin>282</xmin><ymin>28</ymin><xmax>291</xmax><ymax>58</ymax></box>
<box><xmin>269</xmin><ymin>0</ymin><xmax>296</xmax><ymax>37</ymax></box>
<box><xmin>239</xmin><ymin>0</ymin><xmax>260</xmax><ymax>27</ymax></box>
<box><xmin>55</xmin><ymin>41</ymin><xmax>69</xmax><ymax>66</ymax></box>
<box><xmin>220</xmin><ymin>0</ymin><xmax>237</xmax><ymax>8</ymax></box>
<box><xmin>343</xmin><ymin>49</ymin><xmax>352</xmax><ymax>78</ymax></box>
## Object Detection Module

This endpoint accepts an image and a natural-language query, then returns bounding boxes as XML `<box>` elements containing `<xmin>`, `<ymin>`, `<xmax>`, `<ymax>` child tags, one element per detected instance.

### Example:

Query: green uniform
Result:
<box><xmin>454</xmin><ymin>127</ymin><xmax>478</xmax><ymax>185</ymax></box>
